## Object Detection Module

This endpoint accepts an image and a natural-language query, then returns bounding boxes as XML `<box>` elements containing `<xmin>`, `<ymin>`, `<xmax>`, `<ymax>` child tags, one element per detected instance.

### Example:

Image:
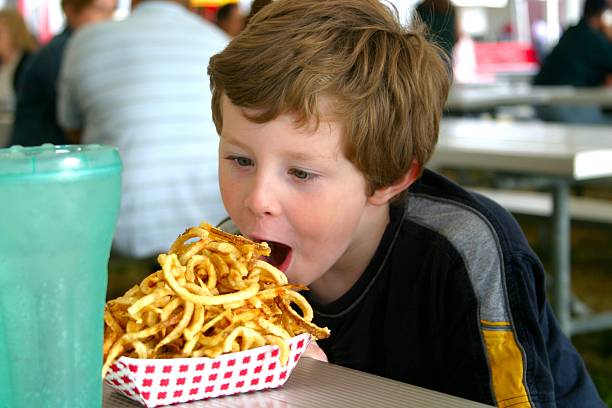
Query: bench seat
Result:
<box><xmin>472</xmin><ymin>188</ymin><xmax>612</xmax><ymax>225</ymax></box>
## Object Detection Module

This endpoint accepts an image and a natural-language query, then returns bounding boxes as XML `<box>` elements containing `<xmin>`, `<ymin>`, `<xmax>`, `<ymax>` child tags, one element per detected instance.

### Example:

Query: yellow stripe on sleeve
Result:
<box><xmin>481</xmin><ymin>320</ymin><xmax>533</xmax><ymax>408</ymax></box>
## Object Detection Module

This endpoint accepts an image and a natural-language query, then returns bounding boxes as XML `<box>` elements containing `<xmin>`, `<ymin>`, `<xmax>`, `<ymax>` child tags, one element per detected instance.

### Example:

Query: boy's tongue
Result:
<box><xmin>262</xmin><ymin>241</ymin><xmax>291</xmax><ymax>270</ymax></box>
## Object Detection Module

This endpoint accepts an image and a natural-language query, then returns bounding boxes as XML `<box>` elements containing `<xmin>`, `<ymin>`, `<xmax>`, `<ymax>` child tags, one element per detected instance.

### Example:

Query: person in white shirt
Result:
<box><xmin>58</xmin><ymin>0</ymin><xmax>229</xmax><ymax>258</ymax></box>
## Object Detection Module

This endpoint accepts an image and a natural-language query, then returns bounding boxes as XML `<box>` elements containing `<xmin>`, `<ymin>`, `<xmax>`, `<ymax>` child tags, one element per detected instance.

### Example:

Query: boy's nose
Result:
<box><xmin>243</xmin><ymin>176</ymin><xmax>281</xmax><ymax>218</ymax></box>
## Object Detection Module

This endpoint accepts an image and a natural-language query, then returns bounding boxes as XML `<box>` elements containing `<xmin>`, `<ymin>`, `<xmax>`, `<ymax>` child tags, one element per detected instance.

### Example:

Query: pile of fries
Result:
<box><xmin>102</xmin><ymin>223</ymin><xmax>330</xmax><ymax>377</ymax></box>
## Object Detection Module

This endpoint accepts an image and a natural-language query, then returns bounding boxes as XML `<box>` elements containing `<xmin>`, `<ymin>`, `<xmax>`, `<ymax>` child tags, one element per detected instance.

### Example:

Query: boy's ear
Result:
<box><xmin>367</xmin><ymin>160</ymin><xmax>421</xmax><ymax>206</ymax></box>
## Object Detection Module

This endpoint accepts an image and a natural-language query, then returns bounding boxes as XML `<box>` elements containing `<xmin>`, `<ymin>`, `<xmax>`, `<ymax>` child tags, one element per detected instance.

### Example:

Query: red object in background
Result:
<box><xmin>473</xmin><ymin>41</ymin><xmax>539</xmax><ymax>74</ymax></box>
<box><xmin>192</xmin><ymin>6</ymin><xmax>219</xmax><ymax>24</ymax></box>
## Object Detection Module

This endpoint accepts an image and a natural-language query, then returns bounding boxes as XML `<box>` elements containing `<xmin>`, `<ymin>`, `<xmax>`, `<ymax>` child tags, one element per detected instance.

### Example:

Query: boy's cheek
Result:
<box><xmin>219</xmin><ymin>174</ymin><xmax>238</xmax><ymax>205</ymax></box>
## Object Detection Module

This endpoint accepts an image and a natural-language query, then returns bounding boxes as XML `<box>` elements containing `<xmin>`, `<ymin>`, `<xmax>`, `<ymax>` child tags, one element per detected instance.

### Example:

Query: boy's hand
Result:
<box><xmin>303</xmin><ymin>341</ymin><xmax>328</xmax><ymax>362</ymax></box>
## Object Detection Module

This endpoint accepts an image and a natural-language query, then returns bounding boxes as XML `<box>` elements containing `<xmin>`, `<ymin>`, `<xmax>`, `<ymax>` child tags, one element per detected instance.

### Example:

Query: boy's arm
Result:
<box><xmin>303</xmin><ymin>341</ymin><xmax>328</xmax><ymax>362</ymax></box>
<box><xmin>448</xmin><ymin>249</ymin><xmax>604</xmax><ymax>408</ymax></box>
<box><xmin>439</xmin><ymin>250</ymin><xmax>604</xmax><ymax>408</ymax></box>
<box><xmin>506</xmin><ymin>252</ymin><xmax>604</xmax><ymax>408</ymax></box>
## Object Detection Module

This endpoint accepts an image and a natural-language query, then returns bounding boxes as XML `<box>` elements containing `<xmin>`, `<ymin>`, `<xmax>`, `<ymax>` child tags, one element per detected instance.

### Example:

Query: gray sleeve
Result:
<box><xmin>57</xmin><ymin>39</ymin><xmax>83</xmax><ymax>130</ymax></box>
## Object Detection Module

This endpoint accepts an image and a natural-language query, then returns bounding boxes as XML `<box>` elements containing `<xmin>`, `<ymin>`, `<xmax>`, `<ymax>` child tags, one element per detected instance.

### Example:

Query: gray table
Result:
<box><xmin>430</xmin><ymin>118</ymin><xmax>612</xmax><ymax>335</ymax></box>
<box><xmin>446</xmin><ymin>84</ymin><xmax>612</xmax><ymax>113</ymax></box>
<box><xmin>104</xmin><ymin>357</ymin><xmax>491</xmax><ymax>407</ymax></box>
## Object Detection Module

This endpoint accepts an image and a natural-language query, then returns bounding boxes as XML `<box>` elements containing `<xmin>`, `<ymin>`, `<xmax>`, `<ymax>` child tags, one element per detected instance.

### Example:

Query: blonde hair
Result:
<box><xmin>209</xmin><ymin>0</ymin><xmax>451</xmax><ymax>197</ymax></box>
<box><xmin>0</xmin><ymin>9</ymin><xmax>37</xmax><ymax>53</ymax></box>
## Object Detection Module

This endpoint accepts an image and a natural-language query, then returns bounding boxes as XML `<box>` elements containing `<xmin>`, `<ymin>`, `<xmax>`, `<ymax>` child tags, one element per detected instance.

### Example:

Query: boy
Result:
<box><xmin>208</xmin><ymin>0</ymin><xmax>604</xmax><ymax>406</ymax></box>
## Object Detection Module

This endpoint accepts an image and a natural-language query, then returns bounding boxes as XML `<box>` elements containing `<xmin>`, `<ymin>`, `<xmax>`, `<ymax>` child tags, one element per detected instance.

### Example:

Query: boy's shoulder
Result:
<box><xmin>406</xmin><ymin>169</ymin><xmax>532</xmax><ymax>256</ymax></box>
<box><xmin>401</xmin><ymin>169</ymin><xmax>540</xmax><ymax>324</ymax></box>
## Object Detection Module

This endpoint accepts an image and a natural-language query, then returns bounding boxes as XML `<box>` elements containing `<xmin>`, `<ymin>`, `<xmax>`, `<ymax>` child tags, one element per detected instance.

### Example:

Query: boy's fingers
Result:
<box><xmin>303</xmin><ymin>341</ymin><xmax>328</xmax><ymax>362</ymax></box>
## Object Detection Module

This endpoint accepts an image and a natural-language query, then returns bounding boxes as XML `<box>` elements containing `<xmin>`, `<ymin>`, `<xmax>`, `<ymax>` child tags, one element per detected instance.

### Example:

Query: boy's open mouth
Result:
<box><xmin>261</xmin><ymin>241</ymin><xmax>292</xmax><ymax>272</ymax></box>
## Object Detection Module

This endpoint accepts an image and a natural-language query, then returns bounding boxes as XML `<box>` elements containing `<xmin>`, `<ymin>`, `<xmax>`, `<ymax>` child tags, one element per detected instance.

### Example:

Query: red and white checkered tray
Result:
<box><xmin>104</xmin><ymin>333</ymin><xmax>310</xmax><ymax>407</ymax></box>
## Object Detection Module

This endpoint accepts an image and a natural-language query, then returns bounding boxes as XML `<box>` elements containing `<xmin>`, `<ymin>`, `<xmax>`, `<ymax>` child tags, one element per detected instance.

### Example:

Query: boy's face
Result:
<box><xmin>219</xmin><ymin>96</ymin><xmax>386</xmax><ymax>291</ymax></box>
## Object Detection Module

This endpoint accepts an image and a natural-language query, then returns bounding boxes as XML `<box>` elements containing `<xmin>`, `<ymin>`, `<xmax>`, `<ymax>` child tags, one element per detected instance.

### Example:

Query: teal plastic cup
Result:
<box><xmin>0</xmin><ymin>145</ymin><xmax>121</xmax><ymax>407</ymax></box>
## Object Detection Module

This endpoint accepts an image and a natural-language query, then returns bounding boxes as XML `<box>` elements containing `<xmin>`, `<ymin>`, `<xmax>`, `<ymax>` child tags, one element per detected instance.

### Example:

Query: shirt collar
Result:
<box><xmin>132</xmin><ymin>1</ymin><xmax>186</xmax><ymax>15</ymax></box>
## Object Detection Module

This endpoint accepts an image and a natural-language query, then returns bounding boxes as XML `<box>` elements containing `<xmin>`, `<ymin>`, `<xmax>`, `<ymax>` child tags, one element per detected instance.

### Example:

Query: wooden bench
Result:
<box><xmin>472</xmin><ymin>188</ymin><xmax>612</xmax><ymax>225</ymax></box>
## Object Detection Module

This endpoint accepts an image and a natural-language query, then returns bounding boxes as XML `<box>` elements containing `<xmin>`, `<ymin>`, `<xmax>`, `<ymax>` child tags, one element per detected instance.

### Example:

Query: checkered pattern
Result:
<box><xmin>104</xmin><ymin>333</ymin><xmax>311</xmax><ymax>407</ymax></box>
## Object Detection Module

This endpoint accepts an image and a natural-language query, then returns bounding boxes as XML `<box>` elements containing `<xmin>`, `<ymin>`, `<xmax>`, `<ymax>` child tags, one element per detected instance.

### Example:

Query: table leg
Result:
<box><xmin>551</xmin><ymin>179</ymin><xmax>571</xmax><ymax>335</ymax></box>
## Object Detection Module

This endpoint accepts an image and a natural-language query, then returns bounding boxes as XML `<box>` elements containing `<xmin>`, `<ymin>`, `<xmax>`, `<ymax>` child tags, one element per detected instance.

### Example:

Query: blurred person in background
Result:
<box><xmin>414</xmin><ymin>0</ymin><xmax>459</xmax><ymax>62</ymax></box>
<box><xmin>9</xmin><ymin>0</ymin><xmax>116</xmax><ymax>147</ymax></box>
<box><xmin>245</xmin><ymin>0</ymin><xmax>272</xmax><ymax>25</ymax></box>
<box><xmin>216</xmin><ymin>2</ymin><xmax>244</xmax><ymax>38</ymax></box>
<box><xmin>533</xmin><ymin>0</ymin><xmax>612</xmax><ymax>124</ymax></box>
<box><xmin>58</xmin><ymin>0</ymin><xmax>229</xmax><ymax>261</ymax></box>
<box><xmin>0</xmin><ymin>9</ymin><xmax>37</xmax><ymax>110</ymax></box>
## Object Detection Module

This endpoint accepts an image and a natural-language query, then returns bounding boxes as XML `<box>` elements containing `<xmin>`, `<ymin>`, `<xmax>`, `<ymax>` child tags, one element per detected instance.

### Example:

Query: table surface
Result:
<box><xmin>104</xmin><ymin>357</ymin><xmax>492</xmax><ymax>408</ymax></box>
<box><xmin>430</xmin><ymin>118</ymin><xmax>612</xmax><ymax>180</ymax></box>
<box><xmin>446</xmin><ymin>84</ymin><xmax>612</xmax><ymax>111</ymax></box>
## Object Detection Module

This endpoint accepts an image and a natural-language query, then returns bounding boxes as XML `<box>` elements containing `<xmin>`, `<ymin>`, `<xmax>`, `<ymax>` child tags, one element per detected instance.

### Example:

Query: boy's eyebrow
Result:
<box><xmin>286</xmin><ymin>150</ymin><xmax>337</xmax><ymax>162</ymax></box>
<box><xmin>222</xmin><ymin>133</ymin><xmax>337</xmax><ymax>162</ymax></box>
<box><xmin>220</xmin><ymin>133</ymin><xmax>249</xmax><ymax>149</ymax></box>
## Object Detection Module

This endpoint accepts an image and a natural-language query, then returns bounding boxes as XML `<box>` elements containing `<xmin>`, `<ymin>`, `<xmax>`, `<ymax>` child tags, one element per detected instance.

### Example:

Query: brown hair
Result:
<box><xmin>245</xmin><ymin>0</ymin><xmax>273</xmax><ymax>25</ymax></box>
<box><xmin>209</xmin><ymin>0</ymin><xmax>451</xmax><ymax>197</ymax></box>
<box><xmin>0</xmin><ymin>9</ymin><xmax>37</xmax><ymax>53</ymax></box>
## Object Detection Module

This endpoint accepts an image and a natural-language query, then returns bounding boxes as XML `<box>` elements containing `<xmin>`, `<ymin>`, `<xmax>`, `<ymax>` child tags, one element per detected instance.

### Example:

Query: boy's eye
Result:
<box><xmin>227</xmin><ymin>156</ymin><xmax>253</xmax><ymax>167</ymax></box>
<box><xmin>288</xmin><ymin>168</ymin><xmax>314</xmax><ymax>181</ymax></box>
<box><xmin>236</xmin><ymin>157</ymin><xmax>252</xmax><ymax>167</ymax></box>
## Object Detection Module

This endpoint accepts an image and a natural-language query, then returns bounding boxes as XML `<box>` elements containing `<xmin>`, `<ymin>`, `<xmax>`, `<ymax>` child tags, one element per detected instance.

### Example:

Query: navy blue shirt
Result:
<box><xmin>310</xmin><ymin>170</ymin><xmax>604</xmax><ymax>407</ymax></box>
<box><xmin>10</xmin><ymin>28</ymin><xmax>72</xmax><ymax>147</ymax></box>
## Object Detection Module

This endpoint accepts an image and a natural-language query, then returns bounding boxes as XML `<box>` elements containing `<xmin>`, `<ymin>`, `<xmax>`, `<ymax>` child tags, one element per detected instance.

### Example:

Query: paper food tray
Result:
<box><xmin>104</xmin><ymin>333</ymin><xmax>311</xmax><ymax>407</ymax></box>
